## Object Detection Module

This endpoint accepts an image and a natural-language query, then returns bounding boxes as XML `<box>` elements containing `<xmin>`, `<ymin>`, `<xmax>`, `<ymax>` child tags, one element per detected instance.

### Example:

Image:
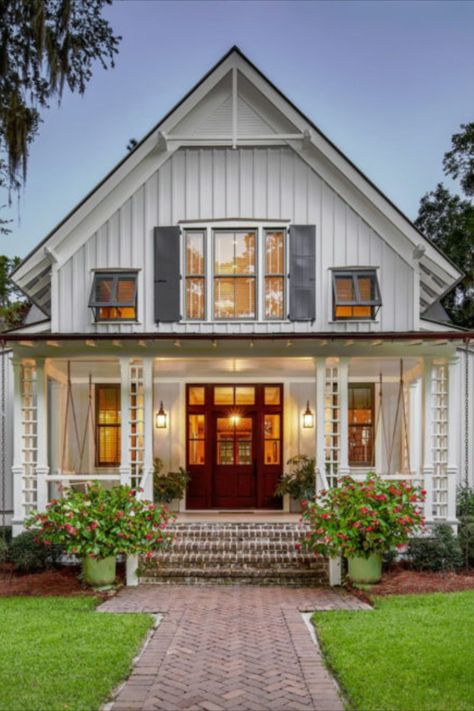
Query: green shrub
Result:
<box><xmin>457</xmin><ymin>486</ymin><xmax>474</xmax><ymax>518</ymax></box>
<box><xmin>153</xmin><ymin>460</ymin><xmax>190</xmax><ymax>503</ymax></box>
<box><xmin>9</xmin><ymin>531</ymin><xmax>49</xmax><ymax>573</ymax></box>
<box><xmin>406</xmin><ymin>523</ymin><xmax>463</xmax><ymax>572</ymax></box>
<box><xmin>458</xmin><ymin>516</ymin><xmax>474</xmax><ymax>568</ymax></box>
<box><xmin>0</xmin><ymin>526</ymin><xmax>12</xmax><ymax>543</ymax></box>
<box><xmin>0</xmin><ymin>537</ymin><xmax>8</xmax><ymax>564</ymax></box>
<box><xmin>275</xmin><ymin>455</ymin><xmax>316</xmax><ymax>501</ymax></box>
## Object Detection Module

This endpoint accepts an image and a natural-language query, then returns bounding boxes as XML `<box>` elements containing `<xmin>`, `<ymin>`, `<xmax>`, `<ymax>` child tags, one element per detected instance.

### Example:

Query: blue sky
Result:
<box><xmin>2</xmin><ymin>0</ymin><xmax>474</xmax><ymax>259</ymax></box>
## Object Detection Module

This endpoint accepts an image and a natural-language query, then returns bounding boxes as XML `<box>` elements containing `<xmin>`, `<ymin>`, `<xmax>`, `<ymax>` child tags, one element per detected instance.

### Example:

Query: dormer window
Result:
<box><xmin>332</xmin><ymin>269</ymin><xmax>381</xmax><ymax>320</ymax></box>
<box><xmin>89</xmin><ymin>271</ymin><xmax>138</xmax><ymax>321</ymax></box>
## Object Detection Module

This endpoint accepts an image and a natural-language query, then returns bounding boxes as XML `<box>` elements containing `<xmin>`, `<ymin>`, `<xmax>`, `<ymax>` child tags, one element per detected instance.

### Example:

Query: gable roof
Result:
<box><xmin>12</xmin><ymin>45</ymin><xmax>462</xmax><ymax>316</ymax></box>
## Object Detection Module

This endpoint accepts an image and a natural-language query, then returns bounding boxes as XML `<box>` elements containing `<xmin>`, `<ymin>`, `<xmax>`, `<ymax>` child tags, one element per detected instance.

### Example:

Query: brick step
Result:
<box><xmin>147</xmin><ymin>553</ymin><xmax>324</xmax><ymax>569</ymax></box>
<box><xmin>139</xmin><ymin>567</ymin><xmax>327</xmax><ymax>586</ymax></box>
<box><xmin>167</xmin><ymin>527</ymin><xmax>309</xmax><ymax>541</ymax></box>
<box><xmin>166</xmin><ymin>540</ymin><xmax>307</xmax><ymax>553</ymax></box>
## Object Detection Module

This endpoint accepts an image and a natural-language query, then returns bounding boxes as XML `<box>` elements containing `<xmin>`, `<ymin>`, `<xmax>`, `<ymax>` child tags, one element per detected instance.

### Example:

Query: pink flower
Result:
<box><xmin>89</xmin><ymin>521</ymin><xmax>98</xmax><ymax>530</ymax></box>
<box><xmin>295</xmin><ymin>543</ymin><xmax>301</xmax><ymax>551</ymax></box>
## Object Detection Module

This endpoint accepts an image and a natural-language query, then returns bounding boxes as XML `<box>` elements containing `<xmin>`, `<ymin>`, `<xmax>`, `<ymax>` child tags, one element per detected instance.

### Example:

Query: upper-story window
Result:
<box><xmin>332</xmin><ymin>269</ymin><xmax>381</xmax><ymax>320</ymax></box>
<box><xmin>183</xmin><ymin>227</ymin><xmax>287</xmax><ymax>321</ymax></box>
<box><xmin>89</xmin><ymin>271</ymin><xmax>138</xmax><ymax>321</ymax></box>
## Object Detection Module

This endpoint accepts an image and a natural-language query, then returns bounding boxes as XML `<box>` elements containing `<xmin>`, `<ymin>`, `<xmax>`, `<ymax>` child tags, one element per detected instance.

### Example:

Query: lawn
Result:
<box><xmin>0</xmin><ymin>596</ymin><xmax>153</xmax><ymax>711</ymax></box>
<box><xmin>313</xmin><ymin>591</ymin><xmax>474</xmax><ymax>711</ymax></box>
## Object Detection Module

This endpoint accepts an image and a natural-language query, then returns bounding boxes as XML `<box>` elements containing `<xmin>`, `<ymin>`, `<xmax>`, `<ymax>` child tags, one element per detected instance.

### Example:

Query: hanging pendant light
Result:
<box><xmin>302</xmin><ymin>401</ymin><xmax>314</xmax><ymax>429</ymax></box>
<box><xmin>155</xmin><ymin>401</ymin><xmax>168</xmax><ymax>428</ymax></box>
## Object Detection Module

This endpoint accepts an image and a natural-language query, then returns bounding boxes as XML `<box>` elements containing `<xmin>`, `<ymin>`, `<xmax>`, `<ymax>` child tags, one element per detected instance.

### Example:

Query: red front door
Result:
<box><xmin>213</xmin><ymin>413</ymin><xmax>256</xmax><ymax>508</ymax></box>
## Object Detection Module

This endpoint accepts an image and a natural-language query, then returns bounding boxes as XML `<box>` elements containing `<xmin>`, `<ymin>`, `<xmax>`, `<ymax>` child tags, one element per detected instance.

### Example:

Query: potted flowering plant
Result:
<box><xmin>152</xmin><ymin>458</ymin><xmax>190</xmax><ymax>510</ymax></box>
<box><xmin>275</xmin><ymin>456</ymin><xmax>316</xmax><ymax>510</ymax></box>
<box><xmin>301</xmin><ymin>474</ymin><xmax>425</xmax><ymax>583</ymax></box>
<box><xmin>26</xmin><ymin>483</ymin><xmax>174</xmax><ymax>586</ymax></box>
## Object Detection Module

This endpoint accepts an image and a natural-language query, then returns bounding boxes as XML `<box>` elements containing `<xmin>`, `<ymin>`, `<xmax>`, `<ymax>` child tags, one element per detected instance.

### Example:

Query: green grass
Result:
<box><xmin>0</xmin><ymin>596</ymin><xmax>153</xmax><ymax>711</ymax></box>
<box><xmin>313</xmin><ymin>591</ymin><xmax>474</xmax><ymax>711</ymax></box>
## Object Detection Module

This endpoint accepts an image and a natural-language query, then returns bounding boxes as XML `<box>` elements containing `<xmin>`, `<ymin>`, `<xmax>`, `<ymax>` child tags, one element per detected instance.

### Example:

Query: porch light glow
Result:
<box><xmin>230</xmin><ymin>413</ymin><xmax>241</xmax><ymax>426</ymax></box>
<box><xmin>302</xmin><ymin>401</ymin><xmax>314</xmax><ymax>429</ymax></box>
<box><xmin>155</xmin><ymin>401</ymin><xmax>168</xmax><ymax>429</ymax></box>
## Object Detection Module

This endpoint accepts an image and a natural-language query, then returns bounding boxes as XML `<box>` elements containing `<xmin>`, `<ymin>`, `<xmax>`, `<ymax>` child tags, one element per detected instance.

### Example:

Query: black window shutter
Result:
<box><xmin>154</xmin><ymin>226</ymin><xmax>181</xmax><ymax>322</ymax></box>
<box><xmin>289</xmin><ymin>225</ymin><xmax>316</xmax><ymax>321</ymax></box>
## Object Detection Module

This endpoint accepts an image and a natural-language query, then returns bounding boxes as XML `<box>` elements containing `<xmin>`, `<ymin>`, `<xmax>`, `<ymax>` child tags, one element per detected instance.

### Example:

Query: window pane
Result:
<box><xmin>265</xmin><ymin>231</ymin><xmax>284</xmax><ymax>274</ymax></box>
<box><xmin>235</xmin><ymin>417</ymin><xmax>252</xmax><ymax>465</ymax></box>
<box><xmin>116</xmin><ymin>277</ymin><xmax>136</xmax><ymax>304</ymax></box>
<box><xmin>264</xmin><ymin>387</ymin><xmax>281</xmax><ymax>405</ymax></box>
<box><xmin>353</xmin><ymin>305</ymin><xmax>372</xmax><ymax>318</ymax></box>
<box><xmin>95</xmin><ymin>276</ymin><xmax>114</xmax><ymax>303</ymax></box>
<box><xmin>98</xmin><ymin>426</ymin><xmax>120</xmax><ymax>465</ymax></box>
<box><xmin>265</xmin><ymin>277</ymin><xmax>284</xmax><ymax>319</ymax></box>
<box><xmin>189</xmin><ymin>439</ymin><xmax>205</xmax><ymax>465</ymax></box>
<box><xmin>97</xmin><ymin>386</ymin><xmax>120</xmax><ymax>424</ymax></box>
<box><xmin>186</xmin><ymin>278</ymin><xmax>205</xmax><ymax>319</ymax></box>
<box><xmin>215</xmin><ymin>233</ymin><xmax>234</xmax><ymax>275</ymax></box>
<box><xmin>214</xmin><ymin>387</ymin><xmax>234</xmax><ymax>405</ymax></box>
<box><xmin>234</xmin><ymin>232</ymin><xmax>255</xmax><ymax>275</ymax></box>
<box><xmin>188</xmin><ymin>387</ymin><xmax>205</xmax><ymax>406</ymax></box>
<box><xmin>335</xmin><ymin>276</ymin><xmax>355</xmax><ymax>303</ymax></box>
<box><xmin>264</xmin><ymin>440</ymin><xmax>280</xmax><ymax>465</ymax></box>
<box><xmin>335</xmin><ymin>305</ymin><xmax>354</xmax><ymax>319</ymax></box>
<box><xmin>186</xmin><ymin>232</ymin><xmax>204</xmax><ymax>275</ymax></box>
<box><xmin>235</xmin><ymin>277</ymin><xmax>256</xmax><ymax>318</ymax></box>
<box><xmin>189</xmin><ymin>414</ymin><xmax>205</xmax><ymax>439</ymax></box>
<box><xmin>357</xmin><ymin>276</ymin><xmax>374</xmax><ymax>302</ymax></box>
<box><xmin>97</xmin><ymin>305</ymin><xmax>136</xmax><ymax>320</ymax></box>
<box><xmin>264</xmin><ymin>415</ymin><xmax>280</xmax><ymax>439</ymax></box>
<box><xmin>235</xmin><ymin>387</ymin><xmax>255</xmax><ymax>405</ymax></box>
<box><xmin>214</xmin><ymin>277</ymin><xmax>234</xmax><ymax>319</ymax></box>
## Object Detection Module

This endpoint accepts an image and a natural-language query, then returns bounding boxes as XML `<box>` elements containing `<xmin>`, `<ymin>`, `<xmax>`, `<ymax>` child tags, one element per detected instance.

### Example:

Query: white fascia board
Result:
<box><xmin>235</xmin><ymin>55</ymin><xmax>461</xmax><ymax>284</ymax></box>
<box><xmin>419</xmin><ymin>318</ymin><xmax>464</xmax><ymax>334</ymax></box>
<box><xmin>6</xmin><ymin>320</ymin><xmax>51</xmax><ymax>335</ymax></box>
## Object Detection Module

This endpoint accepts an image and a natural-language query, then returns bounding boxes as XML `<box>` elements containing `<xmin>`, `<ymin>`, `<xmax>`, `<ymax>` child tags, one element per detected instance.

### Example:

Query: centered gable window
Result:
<box><xmin>89</xmin><ymin>272</ymin><xmax>137</xmax><ymax>321</ymax></box>
<box><xmin>332</xmin><ymin>269</ymin><xmax>381</xmax><ymax>320</ymax></box>
<box><xmin>214</xmin><ymin>230</ymin><xmax>256</xmax><ymax>319</ymax></box>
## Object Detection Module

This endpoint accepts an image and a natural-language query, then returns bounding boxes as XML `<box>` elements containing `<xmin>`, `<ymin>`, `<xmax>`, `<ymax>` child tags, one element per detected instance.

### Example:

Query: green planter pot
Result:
<box><xmin>347</xmin><ymin>554</ymin><xmax>382</xmax><ymax>584</ymax></box>
<box><xmin>82</xmin><ymin>555</ymin><xmax>116</xmax><ymax>586</ymax></box>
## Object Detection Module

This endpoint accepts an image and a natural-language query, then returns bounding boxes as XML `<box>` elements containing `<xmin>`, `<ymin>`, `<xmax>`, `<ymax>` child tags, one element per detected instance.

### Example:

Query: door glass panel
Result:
<box><xmin>264</xmin><ymin>386</ymin><xmax>281</xmax><ymax>405</ymax></box>
<box><xmin>264</xmin><ymin>414</ymin><xmax>280</xmax><ymax>465</ymax></box>
<box><xmin>214</xmin><ymin>387</ymin><xmax>234</xmax><ymax>405</ymax></box>
<box><xmin>188</xmin><ymin>386</ymin><xmax>205</xmax><ymax>406</ymax></box>
<box><xmin>235</xmin><ymin>387</ymin><xmax>255</xmax><ymax>405</ymax></box>
<box><xmin>188</xmin><ymin>414</ymin><xmax>205</xmax><ymax>465</ymax></box>
<box><xmin>216</xmin><ymin>416</ymin><xmax>252</xmax><ymax>466</ymax></box>
<box><xmin>217</xmin><ymin>417</ymin><xmax>235</xmax><ymax>465</ymax></box>
<box><xmin>235</xmin><ymin>417</ymin><xmax>252</xmax><ymax>465</ymax></box>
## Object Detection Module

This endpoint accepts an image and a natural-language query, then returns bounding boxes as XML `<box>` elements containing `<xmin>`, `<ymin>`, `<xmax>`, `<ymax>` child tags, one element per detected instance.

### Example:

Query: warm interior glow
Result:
<box><xmin>303</xmin><ymin>401</ymin><xmax>314</xmax><ymax>428</ymax></box>
<box><xmin>155</xmin><ymin>401</ymin><xmax>168</xmax><ymax>428</ymax></box>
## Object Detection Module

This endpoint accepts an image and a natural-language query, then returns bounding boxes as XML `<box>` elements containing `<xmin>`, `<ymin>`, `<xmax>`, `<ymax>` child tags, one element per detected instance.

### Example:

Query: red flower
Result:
<box><xmin>360</xmin><ymin>507</ymin><xmax>369</xmax><ymax>515</ymax></box>
<box><xmin>145</xmin><ymin>533</ymin><xmax>154</xmax><ymax>540</ymax></box>
<box><xmin>89</xmin><ymin>521</ymin><xmax>98</xmax><ymax>530</ymax></box>
<box><xmin>295</xmin><ymin>543</ymin><xmax>301</xmax><ymax>551</ymax></box>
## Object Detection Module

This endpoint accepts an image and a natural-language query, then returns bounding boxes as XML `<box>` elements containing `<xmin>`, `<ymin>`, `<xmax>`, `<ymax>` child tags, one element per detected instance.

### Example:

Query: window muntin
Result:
<box><xmin>89</xmin><ymin>272</ymin><xmax>137</xmax><ymax>321</ymax></box>
<box><xmin>214</xmin><ymin>231</ymin><xmax>256</xmax><ymax>319</ymax></box>
<box><xmin>348</xmin><ymin>383</ymin><xmax>374</xmax><ymax>467</ymax></box>
<box><xmin>185</xmin><ymin>231</ymin><xmax>205</xmax><ymax>320</ymax></box>
<box><xmin>264</xmin><ymin>230</ymin><xmax>285</xmax><ymax>319</ymax></box>
<box><xmin>95</xmin><ymin>384</ymin><xmax>121</xmax><ymax>466</ymax></box>
<box><xmin>332</xmin><ymin>270</ymin><xmax>381</xmax><ymax>320</ymax></box>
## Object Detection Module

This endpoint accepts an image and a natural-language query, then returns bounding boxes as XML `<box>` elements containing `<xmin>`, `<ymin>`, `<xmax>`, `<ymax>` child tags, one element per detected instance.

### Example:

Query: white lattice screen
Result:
<box><xmin>324</xmin><ymin>364</ymin><xmax>340</xmax><ymax>487</ymax></box>
<box><xmin>432</xmin><ymin>363</ymin><xmax>448</xmax><ymax>519</ymax></box>
<box><xmin>21</xmin><ymin>362</ymin><xmax>38</xmax><ymax>516</ymax></box>
<box><xmin>129</xmin><ymin>360</ymin><xmax>145</xmax><ymax>489</ymax></box>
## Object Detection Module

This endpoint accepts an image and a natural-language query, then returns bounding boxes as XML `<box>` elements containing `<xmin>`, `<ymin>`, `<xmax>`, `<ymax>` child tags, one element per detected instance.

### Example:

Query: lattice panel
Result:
<box><xmin>21</xmin><ymin>362</ymin><xmax>38</xmax><ymax>516</ymax></box>
<box><xmin>432</xmin><ymin>363</ymin><xmax>448</xmax><ymax>519</ymax></box>
<box><xmin>324</xmin><ymin>365</ymin><xmax>340</xmax><ymax>487</ymax></box>
<box><xmin>129</xmin><ymin>361</ymin><xmax>145</xmax><ymax>489</ymax></box>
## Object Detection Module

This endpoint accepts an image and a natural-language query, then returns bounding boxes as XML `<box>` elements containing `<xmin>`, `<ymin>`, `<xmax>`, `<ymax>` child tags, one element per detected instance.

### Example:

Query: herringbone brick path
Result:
<box><xmin>101</xmin><ymin>586</ymin><xmax>370</xmax><ymax>710</ymax></box>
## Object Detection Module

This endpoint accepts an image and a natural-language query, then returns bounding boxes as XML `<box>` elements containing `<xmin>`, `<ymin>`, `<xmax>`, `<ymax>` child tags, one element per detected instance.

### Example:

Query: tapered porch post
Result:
<box><xmin>315</xmin><ymin>358</ymin><xmax>326</xmax><ymax>491</ymax></box>
<box><xmin>338</xmin><ymin>357</ymin><xmax>350</xmax><ymax>478</ymax></box>
<box><xmin>142</xmin><ymin>357</ymin><xmax>154</xmax><ymax>501</ymax></box>
<box><xmin>119</xmin><ymin>357</ymin><xmax>131</xmax><ymax>486</ymax></box>
<box><xmin>11</xmin><ymin>360</ymin><xmax>24</xmax><ymax>535</ymax></box>
<box><xmin>35</xmin><ymin>359</ymin><xmax>49</xmax><ymax>512</ymax></box>
<box><xmin>447</xmin><ymin>357</ymin><xmax>459</xmax><ymax>523</ymax></box>
<box><xmin>422</xmin><ymin>358</ymin><xmax>434</xmax><ymax>522</ymax></box>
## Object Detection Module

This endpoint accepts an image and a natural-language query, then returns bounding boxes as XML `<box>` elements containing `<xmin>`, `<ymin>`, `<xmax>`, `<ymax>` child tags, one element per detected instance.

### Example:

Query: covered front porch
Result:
<box><xmin>8</xmin><ymin>335</ymin><xmax>462</xmax><ymax>532</ymax></box>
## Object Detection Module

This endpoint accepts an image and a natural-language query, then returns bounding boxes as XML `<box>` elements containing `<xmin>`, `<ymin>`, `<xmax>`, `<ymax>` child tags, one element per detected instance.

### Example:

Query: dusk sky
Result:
<box><xmin>2</xmin><ymin>0</ymin><xmax>474</xmax><ymax>259</ymax></box>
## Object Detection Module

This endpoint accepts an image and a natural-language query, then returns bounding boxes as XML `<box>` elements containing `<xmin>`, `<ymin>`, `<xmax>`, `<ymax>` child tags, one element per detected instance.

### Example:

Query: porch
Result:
<box><xmin>9</xmin><ymin>335</ymin><xmax>461</xmax><ymax>533</ymax></box>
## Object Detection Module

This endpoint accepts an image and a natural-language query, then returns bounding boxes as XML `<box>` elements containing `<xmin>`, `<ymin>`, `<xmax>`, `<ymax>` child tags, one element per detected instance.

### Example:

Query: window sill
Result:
<box><xmin>93</xmin><ymin>321</ymin><xmax>141</xmax><ymax>325</ymax></box>
<box><xmin>328</xmin><ymin>320</ymin><xmax>379</xmax><ymax>325</ymax></box>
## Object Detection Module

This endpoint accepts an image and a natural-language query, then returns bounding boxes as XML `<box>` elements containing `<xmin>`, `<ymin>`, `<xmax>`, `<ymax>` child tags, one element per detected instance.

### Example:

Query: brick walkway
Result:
<box><xmin>100</xmin><ymin>586</ymin><xmax>371</xmax><ymax>711</ymax></box>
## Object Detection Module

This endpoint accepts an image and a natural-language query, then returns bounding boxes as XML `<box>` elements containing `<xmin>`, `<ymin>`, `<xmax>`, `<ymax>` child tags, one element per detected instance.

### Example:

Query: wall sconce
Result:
<box><xmin>155</xmin><ymin>401</ymin><xmax>168</xmax><ymax>428</ymax></box>
<box><xmin>302</xmin><ymin>401</ymin><xmax>314</xmax><ymax>429</ymax></box>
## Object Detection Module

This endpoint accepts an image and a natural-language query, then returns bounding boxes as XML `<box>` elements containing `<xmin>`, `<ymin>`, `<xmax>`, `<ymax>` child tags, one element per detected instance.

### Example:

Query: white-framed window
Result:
<box><xmin>182</xmin><ymin>222</ymin><xmax>288</xmax><ymax>322</ymax></box>
<box><xmin>89</xmin><ymin>271</ymin><xmax>138</xmax><ymax>322</ymax></box>
<box><xmin>331</xmin><ymin>268</ymin><xmax>381</xmax><ymax>321</ymax></box>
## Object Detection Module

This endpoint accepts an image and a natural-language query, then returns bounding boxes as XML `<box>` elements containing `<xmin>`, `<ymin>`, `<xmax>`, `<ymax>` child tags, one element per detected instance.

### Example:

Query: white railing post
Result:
<box><xmin>35</xmin><ymin>358</ymin><xmax>49</xmax><ymax>512</ymax></box>
<box><xmin>142</xmin><ymin>357</ymin><xmax>154</xmax><ymax>501</ymax></box>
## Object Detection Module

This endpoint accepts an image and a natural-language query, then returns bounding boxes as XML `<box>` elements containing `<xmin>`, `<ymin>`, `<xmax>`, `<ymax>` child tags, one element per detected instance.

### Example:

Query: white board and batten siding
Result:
<box><xmin>57</xmin><ymin>147</ymin><xmax>414</xmax><ymax>335</ymax></box>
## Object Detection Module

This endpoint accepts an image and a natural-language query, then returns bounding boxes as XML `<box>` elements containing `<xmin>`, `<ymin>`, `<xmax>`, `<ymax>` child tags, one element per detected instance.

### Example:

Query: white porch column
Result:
<box><xmin>409</xmin><ymin>378</ymin><xmax>422</xmax><ymax>477</ymax></box>
<box><xmin>142</xmin><ymin>357</ymin><xmax>154</xmax><ymax>501</ymax></box>
<box><xmin>447</xmin><ymin>357</ymin><xmax>459</xmax><ymax>523</ymax></box>
<box><xmin>119</xmin><ymin>357</ymin><xmax>131</xmax><ymax>486</ymax></box>
<box><xmin>338</xmin><ymin>357</ymin><xmax>350</xmax><ymax>478</ymax></box>
<box><xmin>315</xmin><ymin>358</ymin><xmax>326</xmax><ymax>492</ymax></box>
<box><xmin>12</xmin><ymin>360</ymin><xmax>24</xmax><ymax>535</ymax></box>
<box><xmin>35</xmin><ymin>358</ymin><xmax>49</xmax><ymax>512</ymax></box>
<box><xmin>422</xmin><ymin>358</ymin><xmax>434</xmax><ymax>522</ymax></box>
